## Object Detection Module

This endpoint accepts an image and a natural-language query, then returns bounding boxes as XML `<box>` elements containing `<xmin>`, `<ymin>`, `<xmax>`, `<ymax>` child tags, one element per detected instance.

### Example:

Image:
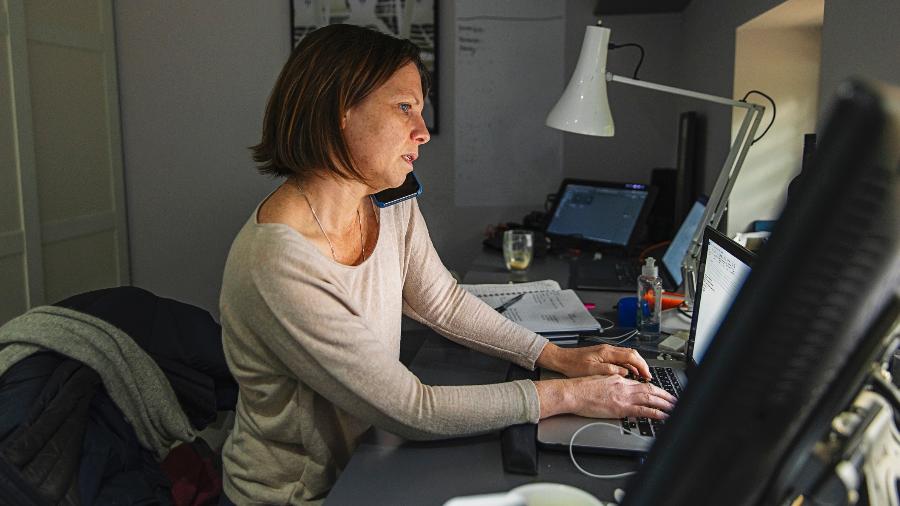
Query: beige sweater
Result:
<box><xmin>219</xmin><ymin>198</ymin><xmax>548</xmax><ymax>505</ymax></box>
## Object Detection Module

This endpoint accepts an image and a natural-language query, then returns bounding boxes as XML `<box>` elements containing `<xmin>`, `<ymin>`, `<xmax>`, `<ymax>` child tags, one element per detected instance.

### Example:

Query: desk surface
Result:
<box><xmin>326</xmin><ymin>250</ymin><xmax>642</xmax><ymax>505</ymax></box>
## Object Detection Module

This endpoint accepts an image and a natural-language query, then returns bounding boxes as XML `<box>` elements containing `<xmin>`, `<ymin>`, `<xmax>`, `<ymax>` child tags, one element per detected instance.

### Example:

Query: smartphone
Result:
<box><xmin>370</xmin><ymin>172</ymin><xmax>423</xmax><ymax>208</ymax></box>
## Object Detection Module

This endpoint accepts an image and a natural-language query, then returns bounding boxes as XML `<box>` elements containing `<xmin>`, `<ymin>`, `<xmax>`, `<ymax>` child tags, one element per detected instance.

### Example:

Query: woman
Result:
<box><xmin>219</xmin><ymin>24</ymin><xmax>675</xmax><ymax>505</ymax></box>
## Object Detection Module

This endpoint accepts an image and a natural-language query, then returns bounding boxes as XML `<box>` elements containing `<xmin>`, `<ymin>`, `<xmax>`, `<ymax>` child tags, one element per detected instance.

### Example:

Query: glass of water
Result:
<box><xmin>503</xmin><ymin>229</ymin><xmax>534</xmax><ymax>271</ymax></box>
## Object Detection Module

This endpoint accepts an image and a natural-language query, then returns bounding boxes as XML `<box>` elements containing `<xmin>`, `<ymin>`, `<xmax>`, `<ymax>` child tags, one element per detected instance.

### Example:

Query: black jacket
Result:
<box><xmin>0</xmin><ymin>287</ymin><xmax>236</xmax><ymax>505</ymax></box>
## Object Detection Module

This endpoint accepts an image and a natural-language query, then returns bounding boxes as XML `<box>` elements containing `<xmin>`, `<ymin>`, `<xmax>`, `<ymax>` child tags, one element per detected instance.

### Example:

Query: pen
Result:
<box><xmin>494</xmin><ymin>293</ymin><xmax>525</xmax><ymax>314</ymax></box>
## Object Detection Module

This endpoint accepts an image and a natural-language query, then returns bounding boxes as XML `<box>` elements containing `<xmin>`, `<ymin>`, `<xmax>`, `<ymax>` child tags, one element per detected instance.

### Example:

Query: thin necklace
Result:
<box><xmin>293</xmin><ymin>180</ymin><xmax>365</xmax><ymax>263</ymax></box>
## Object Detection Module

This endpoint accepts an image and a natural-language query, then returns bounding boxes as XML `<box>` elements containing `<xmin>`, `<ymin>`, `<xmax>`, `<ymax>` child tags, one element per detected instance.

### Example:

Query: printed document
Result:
<box><xmin>461</xmin><ymin>281</ymin><xmax>602</xmax><ymax>335</ymax></box>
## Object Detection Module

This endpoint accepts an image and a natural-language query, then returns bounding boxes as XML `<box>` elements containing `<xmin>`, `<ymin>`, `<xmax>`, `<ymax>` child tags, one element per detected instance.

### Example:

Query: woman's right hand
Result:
<box><xmin>535</xmin><ymin>375</ymin><xmax>676</xmax><ymax>420</ymax></box>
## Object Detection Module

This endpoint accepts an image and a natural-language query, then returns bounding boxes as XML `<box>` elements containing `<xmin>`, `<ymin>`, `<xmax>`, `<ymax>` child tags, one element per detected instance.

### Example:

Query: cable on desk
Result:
<box><xmin>569</xmin><ymin>422</ymin><xmax>643</xmax><ymax>479</ymax></box>
<box><xmin>596</xmin><ymin>316</ymin><xmax>616</xmax><ymax>331</ymax></box>
<box><xmin>587</xmin><ymin>329</ymin><xmax>638</xmax><ymax>345</ymax></box>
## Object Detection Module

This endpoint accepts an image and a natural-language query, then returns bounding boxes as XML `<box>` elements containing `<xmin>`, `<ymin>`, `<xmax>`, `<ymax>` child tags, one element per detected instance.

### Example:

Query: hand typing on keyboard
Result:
<box><xmin>534</xmin><ymin>342</ymin><xmax>676</xmax><ymax>421</ymax></box>
<box><xmin>576</xmin><ymin>374</ymin><xmax>676</xmax><ymax>420</ymax></box>
<box><xmin>536</xmin><ymin>343</ymin><xmax>653</xmax><ymax>381</ymax></box>
<box><xmin>534</xmin><ymin>373</ymin><xmax>677</xmax><ymax>421</ymax></box>
<box><xmin>620</xmin><ymin>366</ymin><xmax>683</xmax><ymax>436</ymax></box>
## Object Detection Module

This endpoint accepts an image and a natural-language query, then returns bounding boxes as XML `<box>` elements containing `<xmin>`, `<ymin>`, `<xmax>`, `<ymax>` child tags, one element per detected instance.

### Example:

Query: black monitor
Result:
<box><xmin>622</xmin><ymin>78</ymin><xmax>900</xmax><ymax>506</ymax></box>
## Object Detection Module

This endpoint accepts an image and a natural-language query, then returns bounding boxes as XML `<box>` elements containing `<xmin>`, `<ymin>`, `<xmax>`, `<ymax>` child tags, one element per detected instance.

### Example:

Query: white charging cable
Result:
<box><xmin>587</xmin><ymin>329</ymin><xmax>639</xmax><ymax>345</ymax></box>
<box><xmin>569</xmin><ymin>421</ymin><xmax>650</xmax><ymax>479</ymax></box>
<box><xmin>596</xmin><ymin>316</ymin><xmax>617</xmax><ymax>331</ymax></box>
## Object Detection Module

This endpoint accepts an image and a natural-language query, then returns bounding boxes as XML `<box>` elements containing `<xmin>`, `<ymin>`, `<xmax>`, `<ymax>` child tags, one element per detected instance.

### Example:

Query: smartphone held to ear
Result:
<box><xmin>371</xmin><ymin>172</ymin><xmax>423</xmax><ymax>208</ymax></box>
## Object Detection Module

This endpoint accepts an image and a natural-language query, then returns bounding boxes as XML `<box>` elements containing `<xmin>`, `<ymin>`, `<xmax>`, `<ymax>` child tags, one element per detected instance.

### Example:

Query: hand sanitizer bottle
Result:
<box><xmin>637</xmin><ymin>257</ymin><xmax>662</xmax><ymax>341</ymax></box>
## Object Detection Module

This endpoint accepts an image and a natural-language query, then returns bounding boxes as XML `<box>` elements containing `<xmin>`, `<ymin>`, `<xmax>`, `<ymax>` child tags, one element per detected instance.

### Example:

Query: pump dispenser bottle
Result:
<box><xmin>637</xmin><ymin>257</ymin><xmax>662</xmax><ymax>340</ymax></box>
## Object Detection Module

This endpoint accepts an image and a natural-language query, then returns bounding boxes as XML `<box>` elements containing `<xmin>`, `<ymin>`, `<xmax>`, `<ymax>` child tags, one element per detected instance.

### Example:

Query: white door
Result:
<box><xmin>0</xmin><ymin>0</ymin><xmax>129</xmax><ymax>324</ymax></box>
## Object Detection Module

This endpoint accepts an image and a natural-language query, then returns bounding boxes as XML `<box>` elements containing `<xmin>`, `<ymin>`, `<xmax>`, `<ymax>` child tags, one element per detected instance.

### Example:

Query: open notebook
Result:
<box><xmin>460</xmin><ymin>280</ymin><xmax>601</xmax><ymax>337</ymax></box>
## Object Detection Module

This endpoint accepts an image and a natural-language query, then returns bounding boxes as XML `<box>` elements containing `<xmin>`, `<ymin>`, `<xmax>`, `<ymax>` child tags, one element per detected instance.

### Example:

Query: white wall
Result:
<box><xmin>729</xmin><ymin>25</ymin><xmax>821</xmax><ymax>234</ymax></box>
<box><xmin>679</xmin><ymin>0</ymin><xmax>900</xmax><ymax>217</ymax></box>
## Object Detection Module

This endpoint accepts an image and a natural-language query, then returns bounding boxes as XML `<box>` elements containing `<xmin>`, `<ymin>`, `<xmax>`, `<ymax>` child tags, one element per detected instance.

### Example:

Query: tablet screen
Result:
<box><xmin>545</xmin><ymin>182</ymin><xmax>650</xmax><ymax>246</ymax></box>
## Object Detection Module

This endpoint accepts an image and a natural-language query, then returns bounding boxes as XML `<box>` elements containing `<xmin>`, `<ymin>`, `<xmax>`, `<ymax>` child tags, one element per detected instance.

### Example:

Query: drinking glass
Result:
<box><xmin>503</xmin><ymin>230</ymin><xmax>534</xmax><ymax>271</ymax></box>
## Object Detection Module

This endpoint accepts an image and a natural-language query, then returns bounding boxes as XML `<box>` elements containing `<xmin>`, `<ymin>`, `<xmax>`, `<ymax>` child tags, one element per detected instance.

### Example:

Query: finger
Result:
<box><xmin>633</xmin><ymin>382</ymin><xmax>677</xmax><ymax>404</ymax></box>
<box><xmin>635</xmin><ymin>390</ymin><xmax>676</xmax><ymax>412</ymax></box>
<box><xmin>630</xmin><ymin>405</ymin><xmax>669</xmax><ymax>420</ymax></box>
<box><xmin>598</xmin><ymin>363</ymin><xmax>629</xmax><ymax>376</ymax></box>
<box><xmin>608</xmin><ymin>347</ymin><xmax>651</xmax><ymax>379</ymax></box>
<box><xmin>647</xmin><ymin>383</ymin><xmax>678</xmax><ymax>404</ymax></box>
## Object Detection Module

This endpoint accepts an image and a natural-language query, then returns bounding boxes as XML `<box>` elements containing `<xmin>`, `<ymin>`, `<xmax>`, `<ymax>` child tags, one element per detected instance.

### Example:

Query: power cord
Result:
<box><xmin>741</xmin><ymin>90</ymin><xmax>776</xmax><ymax>144</ymax></box>
<box><xmin>595</xmin><ymin>316</ymin><xmax>616</xmax><ymax>331</ymax></box>
<box><xmin>587</xmin><ymin>319</ymin><xmax>639</xmax><ymax>345</ymax></box>
<box><xmin>638</xmin><ymin>241</ymin><xmax>671</xmax><ymax>262</ymax></box>
<box><xmin>608</xmin><ymin>42</ymin><xmax>645</xmax><ymax>79</ymax></box>
<box><xmin>569</xmin><ymin>421</ymin><xmax>647</xmax><ymax>478</ymax></box>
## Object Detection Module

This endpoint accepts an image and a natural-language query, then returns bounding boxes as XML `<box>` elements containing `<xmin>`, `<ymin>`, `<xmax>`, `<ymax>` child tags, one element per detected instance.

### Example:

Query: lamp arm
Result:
<box><xmin>609</xmin><ymin>74</ymin><xmax>757</xmax><ymax>110</ymax></box>
<box><xmin>606</xmin><ymin>72</ymin><xmax>766</xmax><ymax>306</ymax></box>
<box><xmin>680</xmin><ymin>105</ymin><xmax>764</xmax><ymax>305</ymax></box>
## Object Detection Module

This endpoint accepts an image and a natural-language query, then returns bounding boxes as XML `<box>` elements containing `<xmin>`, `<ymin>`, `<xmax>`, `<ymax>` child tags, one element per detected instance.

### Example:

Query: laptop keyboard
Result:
<box><xmin>621</xmin><ymin>366</ymin><xmax>683</xmax><ymax>438</ymax></box>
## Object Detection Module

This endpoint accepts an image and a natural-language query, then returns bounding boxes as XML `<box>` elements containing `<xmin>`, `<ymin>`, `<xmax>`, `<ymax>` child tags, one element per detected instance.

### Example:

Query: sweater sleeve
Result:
<box><xmin>399</xmin><ymin>201</ymin><xmax>549</xmax><ymax>370</ymax></box>
<box><xmin>248</xmin><ymin>241</ymin><xmax>540</xmax><ymax>440</ymax></box>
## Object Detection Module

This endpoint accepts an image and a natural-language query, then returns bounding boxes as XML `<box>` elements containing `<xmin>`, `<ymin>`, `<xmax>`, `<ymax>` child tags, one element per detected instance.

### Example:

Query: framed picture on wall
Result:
<box><xmin>290</xmin><ymin>0</ymin><xmax>439</xmax><ymax>133</ymax></box>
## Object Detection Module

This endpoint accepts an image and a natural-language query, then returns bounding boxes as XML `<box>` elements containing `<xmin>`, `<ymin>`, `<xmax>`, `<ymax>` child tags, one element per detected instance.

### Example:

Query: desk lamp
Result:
<box><xmin>546</xmin><ymin>21</ymin><xmax>767</xmax><ymax>307</ymax></box>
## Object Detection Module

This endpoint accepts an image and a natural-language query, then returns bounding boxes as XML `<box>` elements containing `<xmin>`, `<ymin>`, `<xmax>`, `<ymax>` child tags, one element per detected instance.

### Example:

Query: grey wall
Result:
<box><xmin>115</xmin><ymin>2</ymin><xmax>290</xmax><ymax>317</ymax></box>
<box><xmin>818</xmin><ymin>0</ymin><xmax>900</xmax><ymax>117</ymax></box>
<box><xmin>563</xmin><ymin>4</ymin><xmax>683</xmax><ymax>183</ymax></box>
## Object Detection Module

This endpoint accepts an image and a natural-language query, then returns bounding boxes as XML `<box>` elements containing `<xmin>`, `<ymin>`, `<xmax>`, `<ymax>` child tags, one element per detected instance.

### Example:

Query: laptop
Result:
<box><xmin>572</xmin><ymin>197</ymin><xmax>708</xmax><ymax>292</ymax></box>
<box><xmin>537</xmin><ymin>226</ymin><xmax>755</xmax><ymax>454</ymax></box>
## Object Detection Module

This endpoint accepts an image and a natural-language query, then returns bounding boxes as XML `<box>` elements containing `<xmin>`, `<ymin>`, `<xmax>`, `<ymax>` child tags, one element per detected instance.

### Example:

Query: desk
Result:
<box><xmin>326</xmin><ymin>250</ymin><xmax>642</xmax><ymax>505</ymax></box>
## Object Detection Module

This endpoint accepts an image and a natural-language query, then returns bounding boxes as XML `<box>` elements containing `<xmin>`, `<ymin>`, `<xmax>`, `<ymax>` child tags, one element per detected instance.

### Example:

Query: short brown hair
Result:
<box><xmin>252</xmin><ymin>24</ymin><xmax>430</xmax><ymax>181</ymax></box>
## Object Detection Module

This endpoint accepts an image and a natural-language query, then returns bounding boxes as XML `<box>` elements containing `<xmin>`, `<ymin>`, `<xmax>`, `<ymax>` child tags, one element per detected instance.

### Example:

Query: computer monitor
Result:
<box><xmin>661</xmin><ymin>198</ymin><xmax>707</xmax><ymax>288</ymax></box>
<box><xmin>622</xmin><ymin>78</ymin><xmax>900</xmax><ymax>506</ymax></box>
<box><xmin>545</xmin><ymin>179</ymin><xmax>657</xmax><ymax>247</ymax></box>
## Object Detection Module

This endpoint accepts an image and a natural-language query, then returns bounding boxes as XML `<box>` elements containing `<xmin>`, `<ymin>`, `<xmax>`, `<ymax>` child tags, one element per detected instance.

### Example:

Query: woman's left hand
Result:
<box><xmin>537</xmin><ymin>343</ymin><xmax>652</xmax><ymax>380</ymax></box>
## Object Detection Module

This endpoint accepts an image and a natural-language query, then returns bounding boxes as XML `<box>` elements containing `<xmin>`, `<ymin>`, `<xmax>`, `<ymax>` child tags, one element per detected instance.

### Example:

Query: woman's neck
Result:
<box><xmin>291</xmin><ymin>174</ymin><xmax>371</xmax><ymax>234</ymax></box>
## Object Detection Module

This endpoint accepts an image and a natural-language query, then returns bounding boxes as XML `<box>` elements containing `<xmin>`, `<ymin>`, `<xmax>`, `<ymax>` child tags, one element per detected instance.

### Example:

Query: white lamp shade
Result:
<box><xmin>546</xmin><ymin>25</ymin><xmax>615</xmax><ymax>136</ymax></box>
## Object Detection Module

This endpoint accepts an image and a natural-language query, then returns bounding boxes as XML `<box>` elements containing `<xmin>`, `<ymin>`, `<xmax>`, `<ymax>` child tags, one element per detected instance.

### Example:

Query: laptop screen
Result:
<box><xmin>661</xmin><ymin>199</ymin><xmax>707</xmax><ymax>287</ymax></box>
<box><xmin>545</xmin><ymin>182</ymin><xmax>650</xmax><ymax>246</ymax></box>
<box><xmin>690</xmin><ymin>229</ymin><xmax>753</xmax><ymax>365</ymax></box>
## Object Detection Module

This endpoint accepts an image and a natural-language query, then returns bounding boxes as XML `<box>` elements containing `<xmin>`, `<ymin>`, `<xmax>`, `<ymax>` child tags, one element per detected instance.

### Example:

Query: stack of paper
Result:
<box><xmin>460</xmin><ymin>280</ymin><xmax>602</xmax><ymax>338</ymax></box>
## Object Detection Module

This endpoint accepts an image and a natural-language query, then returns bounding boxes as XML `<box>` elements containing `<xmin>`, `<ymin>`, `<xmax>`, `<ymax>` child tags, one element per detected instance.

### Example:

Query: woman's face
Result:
<box><xmin>343</xmin><ymin>62</ymin><xmax>430</xmax><ymax>192</ymax></box>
